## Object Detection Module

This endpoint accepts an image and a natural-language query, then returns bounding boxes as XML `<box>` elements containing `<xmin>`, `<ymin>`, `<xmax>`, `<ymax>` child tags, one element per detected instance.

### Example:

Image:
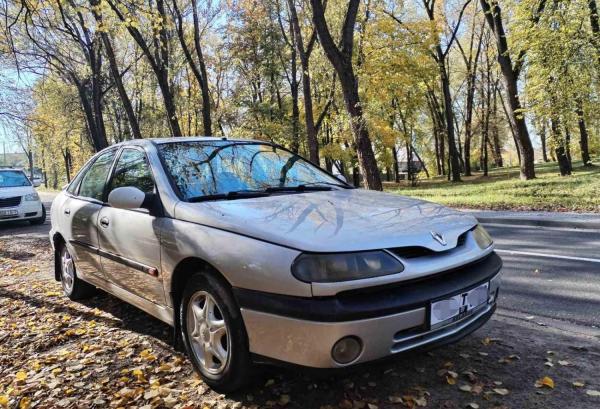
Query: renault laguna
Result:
<box><xmin>49</xmin><ymin>138</ymin><xmax>502</xmax><ymax>391</ymax></box>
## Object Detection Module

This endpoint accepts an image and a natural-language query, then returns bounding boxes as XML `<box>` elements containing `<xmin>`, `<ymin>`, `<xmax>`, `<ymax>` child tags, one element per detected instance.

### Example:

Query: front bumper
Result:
<box><xmin>238</xmin><ymin>252</ymin><xmax>502</xmax><ymax>368</ymax></box>
<box><xmin>0</xmin><ymin>201</ymin><xmax>43</xmax><ymax>222</ymax></box>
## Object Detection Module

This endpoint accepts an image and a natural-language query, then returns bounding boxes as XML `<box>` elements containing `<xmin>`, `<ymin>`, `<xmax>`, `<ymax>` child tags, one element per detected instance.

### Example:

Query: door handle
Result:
<box><xmin>99</xmin><ymin>217</ymin><xmax>109</xmax><ymax>228</ymax></box>
<box><xmin>64</xmin><ymin>208</ymin><xmax>70</xmax><ymax>215</ymax></box>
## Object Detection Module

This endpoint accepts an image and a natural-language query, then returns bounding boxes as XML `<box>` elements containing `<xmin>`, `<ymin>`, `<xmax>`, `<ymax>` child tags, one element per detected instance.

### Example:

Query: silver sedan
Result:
<box><xmin>49</xmin><ymin>138</ymin><xmax>501</xmax><ymax>391</ymax></box>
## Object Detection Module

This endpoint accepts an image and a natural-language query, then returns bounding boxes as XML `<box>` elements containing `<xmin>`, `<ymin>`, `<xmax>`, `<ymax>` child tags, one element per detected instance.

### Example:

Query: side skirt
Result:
<box><xmin>81</xmin><ymin>274</ymin><xmax>175</xmax><ymax>326</ymax></box>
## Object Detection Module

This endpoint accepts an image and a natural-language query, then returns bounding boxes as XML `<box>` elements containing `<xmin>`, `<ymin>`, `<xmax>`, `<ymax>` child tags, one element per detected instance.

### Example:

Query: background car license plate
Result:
<box><xmin>430</xmin><ymin>282</ymin><xmax>489</xmax><ymax>328</ymax></box>
<box><xmin>0</xmin><ymin>209</ymin><xmax>18</xmax><ymax>218</ymax></box>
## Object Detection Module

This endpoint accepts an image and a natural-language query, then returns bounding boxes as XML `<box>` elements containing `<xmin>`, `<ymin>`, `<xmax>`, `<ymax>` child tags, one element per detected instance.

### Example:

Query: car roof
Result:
<box><xmin>112</xmin><ymin>136</ymin><xmax>268</xmax><ymax>149</ymax></box>
<box><xmin>0</xmin><ymin>167</ymin><xmax>25</xmax><ymax>172</ymax></box>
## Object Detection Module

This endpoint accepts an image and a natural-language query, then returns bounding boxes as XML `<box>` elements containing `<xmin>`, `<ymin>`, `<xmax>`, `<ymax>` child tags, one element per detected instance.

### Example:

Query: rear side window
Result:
<box><xmin>108</xmin><ymin>149</ymin><xmax>155</xmax><ymax>194</ymax></box>
<box><xmin>67</xmin><ymin>165</ymin><xmax>89</xmax><ymax>195</ymax></box>
<box><xmin>78</xmin><ymin>150</ymin><xmax>116</xmax><ymax>201</ymax></box>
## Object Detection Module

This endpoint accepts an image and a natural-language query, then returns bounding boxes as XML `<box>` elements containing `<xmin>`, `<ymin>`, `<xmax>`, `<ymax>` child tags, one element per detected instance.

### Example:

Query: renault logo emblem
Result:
<box><xmin>431</xmin><ymin>231</ymin><xmax>447</xmax><ymax>246</ymax></box>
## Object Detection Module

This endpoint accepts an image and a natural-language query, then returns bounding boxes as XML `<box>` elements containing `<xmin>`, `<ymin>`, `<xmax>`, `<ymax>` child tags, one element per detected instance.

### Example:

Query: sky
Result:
<box><xmin>0</xmin><ymin>68</ymin><xmax>39</xmax><ymax>154</ymax></box>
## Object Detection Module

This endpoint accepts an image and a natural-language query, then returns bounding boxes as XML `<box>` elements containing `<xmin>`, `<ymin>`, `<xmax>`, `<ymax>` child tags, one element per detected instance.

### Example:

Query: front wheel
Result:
<box><xmin>29</xmin><ymin>206</ymin><xmax>46</xmax><ymax>225</ymax></box>
<box><xmin>59</xmin><ymin>244</ymin><xmax>95</xmax><ymax>300</ymax></box>
<box><xmin>180</xmin><ymin>273</ymin><xmax>252</xmax><ymax>392</ymax></box>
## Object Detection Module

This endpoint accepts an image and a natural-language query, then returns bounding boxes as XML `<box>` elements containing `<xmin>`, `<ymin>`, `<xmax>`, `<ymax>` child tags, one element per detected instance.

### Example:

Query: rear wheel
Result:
<box><xmin>59</xmin><ymin>244</ymin><xmax>95</xmax><ymax>300</ymax></box>
<box><xmin>29</xmin><ymin>206</ymin><xmax>46</xmax><ymax>225</ymax></box>
<box><xmin>180</xmin><ymin>273</ymin><xmax>251</xmax><ymax>392</ymax></box>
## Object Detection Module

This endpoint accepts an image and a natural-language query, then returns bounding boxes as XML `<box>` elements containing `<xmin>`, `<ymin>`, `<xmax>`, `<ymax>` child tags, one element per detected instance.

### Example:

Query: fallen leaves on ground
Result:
<box><xmin>1</xmin><ymin>235</ymin><xmax>599</xmax><ymax>409</ymax></box>
<box><xmin>535</xmin><ymin>377</ymin><xmax>555</xmax><ymax>389</ymax></box>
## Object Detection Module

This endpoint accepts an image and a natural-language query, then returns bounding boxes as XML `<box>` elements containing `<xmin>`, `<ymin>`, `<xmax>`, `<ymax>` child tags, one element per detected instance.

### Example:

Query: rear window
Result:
<box><xmin>0</xmin><ymin>170</ymin><xmax>31</xmax><ymax>188</ymax></box>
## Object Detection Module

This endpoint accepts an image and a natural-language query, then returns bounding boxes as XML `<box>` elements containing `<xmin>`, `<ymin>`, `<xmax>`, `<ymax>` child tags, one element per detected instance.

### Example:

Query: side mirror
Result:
<box><xmin>33</xmin><ymin>180</ymin><xmax>41</xmax><ymax>188</ymax></box>
<box><xmin>108</xmin><ymin>186</ymin><xmax>146</xmax><ymax>210</ymax></box>
<box><xmin>336</xmin><ymin>174</ymin><xmax>347</xmax><ymax>183</ymax></box>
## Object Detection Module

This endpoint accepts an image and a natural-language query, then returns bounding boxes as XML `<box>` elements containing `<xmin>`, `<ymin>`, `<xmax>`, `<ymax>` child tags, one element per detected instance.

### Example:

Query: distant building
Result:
<box><xmin>398</xmin><ymin>160</ymin><xmax>424</xmax><ymax>173</ymax></box>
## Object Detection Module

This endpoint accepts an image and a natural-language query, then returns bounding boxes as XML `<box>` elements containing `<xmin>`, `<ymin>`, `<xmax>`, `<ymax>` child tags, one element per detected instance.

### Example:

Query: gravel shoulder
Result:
<box><xmin>1</xmin><ymin>222</ymin><xmax>599</xmax><ymax>409</ymax></box>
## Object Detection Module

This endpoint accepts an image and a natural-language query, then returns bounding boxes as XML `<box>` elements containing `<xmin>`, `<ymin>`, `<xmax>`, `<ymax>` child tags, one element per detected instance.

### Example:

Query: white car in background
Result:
<box><xmin>0</xmin><ymin>168</ymin><xmax>46</xmax><ymax>225</ymax></box>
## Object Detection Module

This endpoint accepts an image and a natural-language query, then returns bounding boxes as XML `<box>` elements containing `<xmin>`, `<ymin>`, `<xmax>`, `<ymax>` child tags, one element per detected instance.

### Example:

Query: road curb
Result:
<box><xmin>477</xmin><ymin>216</ymin><xmax>600</xmax><ymax>230</ymax></box>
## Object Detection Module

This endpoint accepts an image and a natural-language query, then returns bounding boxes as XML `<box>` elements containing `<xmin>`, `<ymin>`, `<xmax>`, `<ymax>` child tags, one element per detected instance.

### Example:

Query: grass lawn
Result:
<box><xmin>385</xmin><ymin>159</ymin><xmax>600</xmax><ymax>212</ymax></box>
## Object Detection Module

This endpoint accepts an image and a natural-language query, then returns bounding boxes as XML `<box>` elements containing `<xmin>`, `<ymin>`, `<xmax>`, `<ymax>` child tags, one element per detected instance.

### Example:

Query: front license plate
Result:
<box><xmin>430</xmin><ymin>282</ymin><xmax>489</xmax><ymax>329</ymax></box>
<box><xmin>0</xmin><ymin>209</ymin><xmax>18</xmax><ymax>218</ymax></box>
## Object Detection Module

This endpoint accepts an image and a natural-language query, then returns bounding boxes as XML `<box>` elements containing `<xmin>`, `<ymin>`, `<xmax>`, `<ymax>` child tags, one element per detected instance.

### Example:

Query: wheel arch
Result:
<box><xmin>169</xmin><ymin>257</ymin><xmax>233</xmax><ymax>323</ymax></box>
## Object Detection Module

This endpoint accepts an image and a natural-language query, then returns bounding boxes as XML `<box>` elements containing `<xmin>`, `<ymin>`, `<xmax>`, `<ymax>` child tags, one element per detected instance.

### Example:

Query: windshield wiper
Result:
<box><xmin>264</xmin><ymin>184</ymin><xmax>333</xmax><ymax>193</ymax></box>
<box><xmin>188</xmin><ymin>190</ymin><xmax>271</xmax><ymax>203</ymax></box>
<box><xmin>300</xmin><ymin>181</ymin><xmax>355</xmax><ymax>189</ymax></box>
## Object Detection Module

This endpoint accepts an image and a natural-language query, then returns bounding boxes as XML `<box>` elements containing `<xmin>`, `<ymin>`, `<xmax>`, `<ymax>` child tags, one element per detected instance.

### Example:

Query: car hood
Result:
<box><xmin>0</xmin><ymin>186</ymin><xmax>35</xmax><ymax>198</ymax></box>
<box><xmin>174</xmin><ymin>189</ymin><xmax>478</xmax><ymax>252</ymax></box>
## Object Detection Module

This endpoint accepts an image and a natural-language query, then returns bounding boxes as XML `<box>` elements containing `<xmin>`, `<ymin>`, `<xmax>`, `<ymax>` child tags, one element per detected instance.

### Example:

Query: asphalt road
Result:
<box><xmin>2</xmin><ymin>192</ymin><xmax>598</xmax><ymax>339</ymax></box>
<box><xmin>484</xmin><ymin>223</ymin><xmax>600</xmax><ymax>335</ymax></box>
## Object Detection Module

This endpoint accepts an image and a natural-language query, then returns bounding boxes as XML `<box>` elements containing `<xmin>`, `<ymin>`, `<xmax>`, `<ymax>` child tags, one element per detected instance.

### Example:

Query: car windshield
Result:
<box><xmin>0</xmin><ymin>170</ymin><xmax>31</xmax><ymax>188</ymax></box>
<box><xmin>157</xmin><ymin>141</ymin><xmax>345</xmax><ymax>200</ymax></box>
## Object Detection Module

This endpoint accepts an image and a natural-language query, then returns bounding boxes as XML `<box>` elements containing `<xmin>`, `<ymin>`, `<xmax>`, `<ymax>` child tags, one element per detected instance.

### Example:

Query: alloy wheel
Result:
<box><xmin>186</xmin><ymin>291</ymin><xmax>230</xmax><ymax>375</ymax></box>
<box><xmin>61</xmin><ymin>248</ymin><xmax>75</xmax><ymax>293</ymax></box>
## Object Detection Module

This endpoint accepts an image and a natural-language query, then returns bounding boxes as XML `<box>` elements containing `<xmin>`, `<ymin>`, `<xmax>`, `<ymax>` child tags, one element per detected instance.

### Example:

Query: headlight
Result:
<box><xmin>473</xmin><ymin>225</ymin><xmax>493</xmax><ymax>249</ymax></box>
<box><xmin>291</xmin><ymin>251</ymin><xmax>404</xmax><ymax>283</ymax></box>
<box><xmin>24</xmin><ymin>192</ymin><xmax>40</xmax><ymax>201</ymax></box>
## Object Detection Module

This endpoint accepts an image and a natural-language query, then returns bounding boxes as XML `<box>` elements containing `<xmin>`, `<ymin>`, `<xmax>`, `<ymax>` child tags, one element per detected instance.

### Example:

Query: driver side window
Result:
<box><xmin>109</xmin><ymin>149</ymin><xmax>155</xmax><ymax>194</ymax></box>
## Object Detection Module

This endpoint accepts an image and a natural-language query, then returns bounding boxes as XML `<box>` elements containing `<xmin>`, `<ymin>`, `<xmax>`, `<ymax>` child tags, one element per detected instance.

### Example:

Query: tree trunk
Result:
<box><xmin>91</xmin><ymin>0</ymin><xmax>141</xmax><ymax>139</ymax></box>
<box><xmin>540</xmin><ymin>122</ymin><xmax>549</xmax><ymax>162</ymax></box>
<box><xmin>392</xmin><ymin>146</ymin><xmax>400</xmax><ymax>182</ymax></box>
<box><xmin>481</xmin><ymin>0</ymin><xmax>536</xmax><ymax>179</ymax></box>
<box><xmin>288</xmin><ymin>0</ymin><xmax>319</xmax><ymax>163</ymax></box>
<box><xmin>565</xmin><ymin>127</ymin><xmax>572</xmax><ymax>164</ymax></box>
<box><xmin>405</xmin><ymin>142</ymin><xmax>412</xmax><ymax>185</ymax></box>
<box><xmin>589</xmin><ymin>0</ymin><xmax>600</xmax><ymax>62</ymax></box>
<box><xmin>551</xmin><ymin>119</ymin><xmax>572</xmax><ymax>176</ymax></box>
<box><xmin>191</xmin><ymin>0</ymin><xmax>213</xmax><ymax>136</ymax></box>
<box><xmin>576</xmin><ymin>102</ymin><xmax>592</xmax><ymax>166</ymax></box>
<box><xmin>491</xmin><ymin>83</ymin><xmax>503</xmax><ymax>167</ymax></box>
<box><xmin>27</xmin><ymin>150</ymin><xmax>34</xmax><ymax>181</ymax></box>
<box><xmin>172</xmin><ymin>0</ymin><xmax>212</xmax><ymax>136</ymax></box>
<box><xmin>102</xmin><ymin>34</ymin><xmax>141</xmax><ymax>139</ymax></box>
<box><xmin>310</xmin><ymin>0</ymin><xmax>382</xmax><ymax>190</ymax></box>
<box><xmin>464</xmin><ymin>75</ymin><xmax>475</xmax><ymax>176</ymax></box>
<box><xmin>412</xmin><ymin>145</ymin><xmax>430</xmax><ymax>178</ymax></box>
<box><xmin>107</xmin><ymin>0</ymin><xmax>182</xmax><ymax>137</ymax></box>
<box><xmin>62</xmin><ymin>147</ymin><xmax>72</xmax><ymax>183</ymax></box>
<box><xmin>74</xmin><ymin>80</ymin><xmax>107</xmax><ymax>152</ymax></box>
<box><xmin>437</xmin><ymin>51</ymin><xmax>461</xmax><ymax>182</ymax></box>
<box><xmin>290</xmin><ymin>36</ymin><xmax>300</xmax><ymax>153</ymax></box>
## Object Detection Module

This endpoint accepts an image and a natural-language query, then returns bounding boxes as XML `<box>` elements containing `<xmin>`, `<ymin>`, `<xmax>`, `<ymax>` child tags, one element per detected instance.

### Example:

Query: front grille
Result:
<box><xmin>388</xmin><ymin>230</ymin><xmax>470</xmax><ymax>259</ymax></box>
<box><xmin>0</xmin><ymin>196</ymin><xmax>21</xmax><ymax>208</ymax></box>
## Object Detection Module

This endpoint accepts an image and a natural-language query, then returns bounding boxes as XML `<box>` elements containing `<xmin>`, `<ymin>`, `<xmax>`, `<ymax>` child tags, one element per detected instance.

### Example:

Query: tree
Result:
<box><xmin>90</xmin><ymin>0</ymin><xmax>142</xmax><ymax>139</ymax></box>
<box><xmin>170</xmin><ymin>0</ymin><xmax>213</xmax><ymax>136</ymax></box>
<box><xmin>287</xmin><ymin>0</ymin><xmax>320</xmax><ymax>163</ymax></box>
<box><xmin>309</xmin><ymin>0</ymin><xmax>382</xmax><ymax>190</ymax></box>
<box><xmin>419</xmin><ymin>0</ymin><xmax>473</xmax><ymax>182</ymax></box>
<box><xmin>480</xmin><ymin>0</ymin><xmax>542</xmax><ymax>180</ymax></box>
<box><xmin>456</xmin><ymin>2</ymin><xmax>484</xmax><ymax>176</ymax></box>
<box><xmin>107</xmin><ymin>0</ymin><xmax>183</xmax><ymax>137</ymax></box>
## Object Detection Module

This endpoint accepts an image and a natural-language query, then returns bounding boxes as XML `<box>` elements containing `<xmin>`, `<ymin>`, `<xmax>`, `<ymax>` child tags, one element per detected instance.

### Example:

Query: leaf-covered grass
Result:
<box><xmin>386</xmin><ymin>159</ymin><xmax>600</xmax><ymax>212</ymax></box>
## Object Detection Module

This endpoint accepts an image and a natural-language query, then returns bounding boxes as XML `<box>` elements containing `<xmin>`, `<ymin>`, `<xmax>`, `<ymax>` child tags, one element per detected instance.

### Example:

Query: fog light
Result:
<box><xmin>331</xmin><ymin>336</ymin><xmax>362</xmax><ymax>364</ymax></box>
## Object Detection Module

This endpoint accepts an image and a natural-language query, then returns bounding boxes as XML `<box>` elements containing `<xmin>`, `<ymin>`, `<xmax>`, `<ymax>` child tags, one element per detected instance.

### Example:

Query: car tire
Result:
<box><xmin>58</xmin><ymin>243</ymin><xmax>96</xmax><ymax>300</ymax></box>
<box><xmin>29</xmin><ymin>206</ymin><xmax>46</xmax><ymax>225</ymax></box>
<box><xmin>179</xmin><ymin>272</ymin><xmax>252</xmax><ymax>392</ymax></box>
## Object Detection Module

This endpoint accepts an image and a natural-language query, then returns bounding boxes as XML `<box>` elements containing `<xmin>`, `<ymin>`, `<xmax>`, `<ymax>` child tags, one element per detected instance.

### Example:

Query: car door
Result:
<box><xmin>63</xmin><ymin>149</ymin><xmax>117</xmax><ymax>284</ymax></box>
<box><xmin>97</xmin><ymin>147</ymin><xmax>165</xmax><ymax>305</ymax></box>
